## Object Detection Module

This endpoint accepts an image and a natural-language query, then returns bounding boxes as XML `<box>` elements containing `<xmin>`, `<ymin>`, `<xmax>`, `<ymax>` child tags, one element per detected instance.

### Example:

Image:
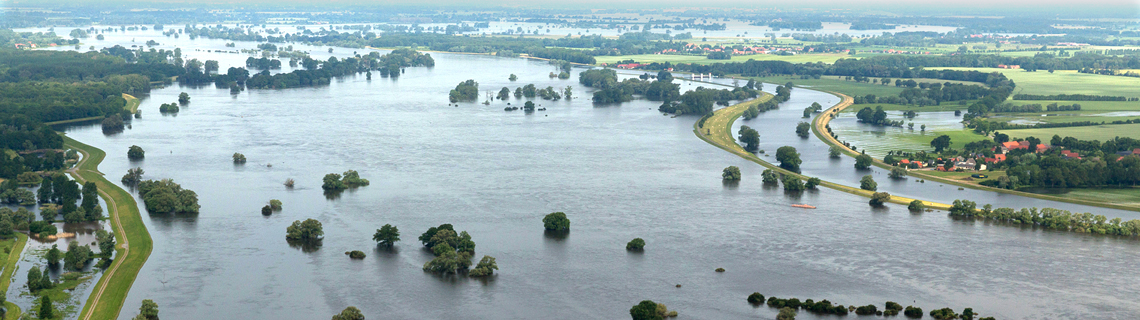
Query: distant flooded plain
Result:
<box><xmin>19</xmin><ymin>27</ymin><xmax>1140</xmax><ymax>319</ymax></box>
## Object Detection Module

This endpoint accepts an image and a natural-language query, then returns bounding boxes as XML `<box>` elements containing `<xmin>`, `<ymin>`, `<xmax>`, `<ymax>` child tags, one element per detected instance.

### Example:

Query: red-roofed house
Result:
<box><xmin>1035</xmin><ymin>144</ymin><xmax>1050</xmax><ymax>153</ymax></box>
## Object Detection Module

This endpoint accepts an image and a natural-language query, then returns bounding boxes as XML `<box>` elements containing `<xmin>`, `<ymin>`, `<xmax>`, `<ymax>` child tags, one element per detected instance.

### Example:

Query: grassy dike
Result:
<box><xmin>64</xmin><ymin>136</ymin><xmax>153</xmax><ymax>320</ymax></box>
<box><xmin>811</xmin><ymin>91</ymin><xmax>1140</xmax><ymax>212</ymax></box>
<box><xmin>0</xmin><ymin>233</ymin><xmax>27</xmax><ymax>320</ymax></box>
<box><xmin>694</xmin><ymin>93</ymin><xmax>951</xmax><ymax>210</ymax></box>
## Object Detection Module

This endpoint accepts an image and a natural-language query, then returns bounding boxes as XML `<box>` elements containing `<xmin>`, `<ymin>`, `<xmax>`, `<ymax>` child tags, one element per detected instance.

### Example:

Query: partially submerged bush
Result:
<box><xmin>345</xmin><ymin>250</ymin><xmax>366</xmax><ymax>259</ymax></box>
<box><xmin>626</xmin><ymin>238</ymin><xmax>645</xmax><ymax>251</ymax></box>
<box><xmin>542</xmin><ymin>212</ymin><xmax>570</xmax><ymax>231</ymax></box>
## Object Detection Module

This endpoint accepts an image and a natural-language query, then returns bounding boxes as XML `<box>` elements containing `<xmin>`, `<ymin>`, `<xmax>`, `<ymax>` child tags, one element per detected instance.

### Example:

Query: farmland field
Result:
<box><xmin>936</xmin><ymin>68</ymin><xmax>1140</xmax><ymax>97</ymax></box>
<box><xmin>1001</xmin><ymin>123</ymin><xmax>1140</xmax><ymax>140</ymax></box>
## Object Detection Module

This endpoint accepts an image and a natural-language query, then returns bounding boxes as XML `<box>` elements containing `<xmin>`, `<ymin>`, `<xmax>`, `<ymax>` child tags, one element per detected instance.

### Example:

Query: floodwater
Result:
<box><xmin>736</xmin><ymin>92</ymin><xmax>1140</xmax><ymax>220</ymax></box>
<box><xmin>828</xmin><ymin>109</ymin><xmax>968</xmax><ymax>158</ymax></box>
<box><xmin>17</xmin><ymin>27</ymin><xmax>1140</xmax><ymax>319</ymax></box>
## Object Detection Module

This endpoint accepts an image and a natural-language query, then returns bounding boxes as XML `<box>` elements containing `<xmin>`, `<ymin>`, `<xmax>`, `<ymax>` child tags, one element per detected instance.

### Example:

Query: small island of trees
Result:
<box><xmin>543</xmin><ymin>212</ymin><xmax>570</xmax><ymax>231</ymax></box>
<box><xmin>322</xmin><ymin>170</ymin><xmax>370</xmax><ymax>190</ymax></box>
<box><xmin>626</xmin><ymin>238</ymin><xmax>645</xmax><ymax>251</ymax></box>
<box><xmin>128</xmin><ymin>145</ymin><xmax>145</xmax><ymax>160</ymax></box>
<box><xmin>137</xmin><ymin>179</ymin><xmax>200</xmax><ymax>214</ymax></box>
<box><xmin>158</xmin><ymin>102</ymin><xmax>179</xmax><ymax>113</ymax></box>
<box><xmin>419</xmin><ymin>224</ymin><xmax>481</xmax><ymax>275</ymax></box>
<box><xmin>722</xmin><ymin>166</ymin><xmax>741</xmax><ymax>181</ymax></box>
<box><xmin>449</xmin><ymin>79</ymin><xmax>479</xmax><ymax>102</ymax></box>
<box><xmin>286</xmin><ymin>218</ymin><xmax>323</xmax><ymax>241</ymax></box>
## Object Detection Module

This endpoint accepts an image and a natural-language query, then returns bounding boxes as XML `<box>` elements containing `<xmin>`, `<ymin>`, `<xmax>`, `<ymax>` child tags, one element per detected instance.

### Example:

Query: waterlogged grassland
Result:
<box><xmin>749</xmin><ymin>75</ymin><xmax>907</xmax><ymax>97</ymax></box>
<box><xmin>1002</xmin><ymin>123</ymin><xmax>1140</xmax><ymax>140</ymax></box>
<box><xmin>844</xmin><ymin>103</ymin><xmax>969</xmax><ymax>112</ymax></box>
<box><xmin>17</xmin><ymin>247</ymin><xmax>94</xmax><ymax>319</ymax></box>
<box><xmin>921</xmin><ymin>170</ymin><xmax>1006</xmax><ymax>184</ymax></box>
<box><xmin>937</xmin><ymin>68</ymin><xmax>1140</xmax><ymax>97</ymax></box>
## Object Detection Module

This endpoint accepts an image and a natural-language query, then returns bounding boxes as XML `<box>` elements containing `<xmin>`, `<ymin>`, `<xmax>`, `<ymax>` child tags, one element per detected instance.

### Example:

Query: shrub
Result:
<box><xmin>854</xmin><ymin>154</ymin><xmax>873</xmax><ymax>169</ymax></box>
<box><xmin>904</xmin><ymin>306</ymin><xmax>923</xmax><ymax>318</ymax></box>
<box><xmin>776</xmin><ymin>307</ymin><xmax>796</xmax><ymax>320</ymax></box>
<box><xmin>747</xmin><ymin>292</ymin><xmax>765</xmax><ymax>304</ymax></box>
<box><xmin>284</xmin><ymin>178</ymin><xmax>295</xmax><ymax>188</ymax></box>
<box><xmin>908</xmin><ymin>200</ymin><xmax>925</xmax><ymax>212</ymax></box>
<box><xmin>870</xmin><ymin>192</ymin><xmax>891</xmax><ymax>206</ymax></box>
<box><xmin>805</xmin><ymin>177</ymin><xmax>821</xmax><ymax>189</ymax></box>
<box><xmin>269</xmin><ymin>199</ymin><xmax>282</xmax><ymax>211</ymax></box>
<box><xmin>127</xmin><ymin>145</ymin><xmax>145</xmax><ymax>160</ymax></box>
<box><xmin>761</xmin><ymin>169</ymin><xmax>779</xmax><ymax>184</ymax></box>
<box><xmin>630</xmin><ymin>300</ymin><xmax>659</xmax><ymax>320</ymax></box>
<box><xmin>261</xmin><ymin>205</ymin><xmax>272</xmax><ymax>215</ymax></box>
<box><xmin>345</xmin><ymin>250</ymin><xmax>366</xmax><ymax>259</ymax></box>
<box><xmin>626</xmin><ymin>238</ymin><xmax>645</xmax><ymax>251</ymax></box>
<box><xmin>929</xmin><ymin>307</ymin><xmax>957</xmax><ymax>320</ymax></box>
<box><xmin>233</xmin><ymin>153</ymin><xmax>247</xmax><ymax>164</ymax></box>
<box><xmin>286</xmin><ymin>218</ymin><xmax>323</xmax><ymax>241</ymax></box>
<box><xmin>860</xmin><ymin>175</ymin><xmax>877</xmax><ymax>191</ymax></box>
<box><xmin>469</xmin><ymin>255</ymin><xmax>498</xmax><ymax>277</ymax></box>
<box><xmin>889</xmin><ymin>166</ymin><xmax>907</xmax><ymax>179</ymax></box>
<box><xmin>715</xmin><ymin>267</ymin><xmax>725</xmax><ymax>272</ymax></box>
<box><xmin>722</xmin><ymin>166</ymin><xmax>741</xmax><ymax>181</ymax></box>
<box><xmin>782</xmin><ymin>175</ymin><xmax>804</xmax><ymax>191</ymax></box>
<box><xmin>828</xmin><ymin>146</ymin><xmax>841</xmax><ymax>158</ymax></box>
<box><xmin>159</xmin><ymin>102</ymin><xmax>179</xmax><ymax>113</ymax></box>
<box><xmin>543</xmin><ymin>212</ymin><xmax>570</xmax><ymax>231</ymax></box>
<box><xmin>855</xmin><ymin>304</ymin><xmax>878</xmax><ymax>315</ymax></box>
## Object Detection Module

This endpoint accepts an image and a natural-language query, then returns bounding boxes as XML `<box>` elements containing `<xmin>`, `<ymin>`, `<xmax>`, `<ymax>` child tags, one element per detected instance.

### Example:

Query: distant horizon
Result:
<box><xmin>3</xmin><ymin>0</ymin><xmax>1139</xmax><ymax>16</ymax></box>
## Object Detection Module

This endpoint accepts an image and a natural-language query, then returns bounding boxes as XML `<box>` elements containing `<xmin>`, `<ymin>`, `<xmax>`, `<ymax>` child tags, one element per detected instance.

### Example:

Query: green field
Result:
<box><xmin>845</xmin><ymin>103</ymin><xmax>969</xmax><ymax>112</ymax></box>
<box><xmin>1037</xmin><ymin>188</ymin><xmax>1140</xmax><ymax>207</ymax></box>
<box><xmin>1001</xmin><ymin>123</ymin><xmax>1140</xmax><ymax>140</ymax></box>
<box><xmin>937</xmin><ymin>68</ymin><xmax>1140</xmax><ymax>97</ymax></box>
<box><xmin>595</xmin><ymin>52</ymin><xmax>854</xmax><ymax>65</ymax></box>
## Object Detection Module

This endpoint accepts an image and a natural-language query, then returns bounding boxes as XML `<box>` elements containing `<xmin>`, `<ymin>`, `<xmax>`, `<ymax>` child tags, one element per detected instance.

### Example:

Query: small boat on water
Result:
<box><xmin>791</xmin><ymin>204</ymin><xmax>816</xmax><ymax>209</ymax></box>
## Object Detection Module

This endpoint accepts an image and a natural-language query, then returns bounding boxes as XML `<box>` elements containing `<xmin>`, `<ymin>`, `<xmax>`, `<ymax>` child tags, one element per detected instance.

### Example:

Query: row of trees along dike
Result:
<box><xmin>747</xmin><ymin>292</ymin><xmax>992</xmax><ymax>320</ymax></box>
<box><xmin>947</xmin><ymin>199</ymin><xmax>1140</xmax><ymax>236</ymax></box>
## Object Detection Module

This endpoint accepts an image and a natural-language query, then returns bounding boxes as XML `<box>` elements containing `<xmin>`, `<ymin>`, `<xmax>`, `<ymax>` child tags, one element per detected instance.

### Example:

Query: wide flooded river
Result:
<box><xmin>22</xmin><ymin>27</ymin><xmax>1140</xmax><ymax>319</ymax></box>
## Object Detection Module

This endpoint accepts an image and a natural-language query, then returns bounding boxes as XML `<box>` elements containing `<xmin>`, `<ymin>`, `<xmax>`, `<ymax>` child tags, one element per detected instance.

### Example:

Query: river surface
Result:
<box><xmin>17</xmin><ymin>28</ymin><xmax>1140</xmax><ymax>320</ymax></box>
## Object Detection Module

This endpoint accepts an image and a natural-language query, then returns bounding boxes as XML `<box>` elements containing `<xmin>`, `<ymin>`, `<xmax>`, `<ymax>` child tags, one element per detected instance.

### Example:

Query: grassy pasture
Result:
<box><xmin>1001</xmin><ymin>123</ymin><xmax>1140</xmax><ymax>140</ymax></box>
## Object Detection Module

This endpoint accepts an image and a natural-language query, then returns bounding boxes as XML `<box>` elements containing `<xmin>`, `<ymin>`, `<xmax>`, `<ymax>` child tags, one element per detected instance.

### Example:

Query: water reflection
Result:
<box><xmin>286</xmin><ymin>239</ymin><xmax>322</xmax><ymax>253</ymax></box>
<box><xmin>542</xmin><ymin>229</ymin><xmax>569</xmax><ymax>242</ymax></box>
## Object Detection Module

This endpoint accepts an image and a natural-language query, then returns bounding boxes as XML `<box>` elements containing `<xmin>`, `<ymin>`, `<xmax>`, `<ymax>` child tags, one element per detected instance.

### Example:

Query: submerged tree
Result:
<box><xmin>722</xmin><ymin>166</ymin><xmax>741</xmax><ymax>181</ymax></box>
<box><xmin>286</xmin><ymin>219</ymin><xmax>323</xmax><ymax>241</ymax></box>
<box><xmin>331</xmin><ymin>306</ymin><xmax>364</xmax><ymax>320</ymax></box>
<box><xmin>468</xmin><ymin>255</ymin><xmax>498</xmax><ymax>277</ymax></box>
<box><xmin>626</xmin><ymin>238</ymin><xmax>646</xmax><ymax>251</ymax></box>
<box><xmin>870</xmin><ymin>192</ymin><xmax>891</xmax><ymax>206</ymax></box>
<box><xmin>128</xmin><ymin>145</ymin><xmax>145</xmax><ymax>160</ymax></box>
<box><xmin>373</xmin><ymin>224</ymin><xmax>400</xmax><ymax>247</ymax></box>
<box><xmin>542</xmin><ymin>212</ymin><xmax>570</xmax><ymax>231</ymax></box>
<box><xmin>860</xmin><ymin>175</ymin><xmax>878</xmax><ymax>191</ymax></box>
